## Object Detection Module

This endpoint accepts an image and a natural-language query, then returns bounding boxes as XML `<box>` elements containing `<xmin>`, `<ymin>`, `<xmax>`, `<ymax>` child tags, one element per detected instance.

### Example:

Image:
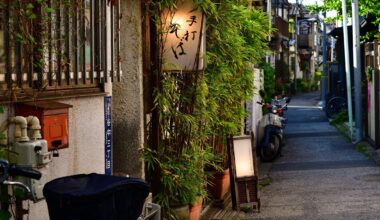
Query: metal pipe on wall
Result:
<box><xmin>321</xmin><ymin>12</ymin><xmax>327</xmax><ymax>109</ymax></box>
<box><xmin>294</xmin><ymin>0</ymin><xmax>298</xmax><ymax>93</ymax></box>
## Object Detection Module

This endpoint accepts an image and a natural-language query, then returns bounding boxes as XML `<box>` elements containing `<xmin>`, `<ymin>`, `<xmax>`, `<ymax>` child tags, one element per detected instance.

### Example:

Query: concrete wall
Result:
<box><xmin>112</xmin><ymin>0</ymin><xmax>145</xmax><ymax>178</ymax></box>
<box><xmin>253</xmin><ymin>68</ymin><xmax>264</xmax><ymax>129</ymax></box>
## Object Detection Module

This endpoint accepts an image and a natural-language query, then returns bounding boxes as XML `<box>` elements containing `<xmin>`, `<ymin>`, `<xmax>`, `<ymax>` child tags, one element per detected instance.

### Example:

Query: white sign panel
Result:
<box><xmin>162</xmin><ymin>0</ymin><xmax>205</xmax><ymax>71</ymax></box>
<box><xmin>233</xmin><ymin>138</ymin><xmax>255</xmax><ymax>178</ymax></box>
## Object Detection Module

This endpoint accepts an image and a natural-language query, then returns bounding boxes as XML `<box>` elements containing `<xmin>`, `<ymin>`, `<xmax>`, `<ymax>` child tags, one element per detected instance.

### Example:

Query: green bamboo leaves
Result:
<box><xmin>205</xmin><ymin>2</ymin><xmax>272</xmax><ymax>138</ymax></box>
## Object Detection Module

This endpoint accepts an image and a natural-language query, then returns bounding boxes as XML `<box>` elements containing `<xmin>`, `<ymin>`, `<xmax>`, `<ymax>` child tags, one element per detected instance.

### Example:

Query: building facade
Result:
<box><xmin>0</xmin><ymin>1</ymin><xmax>146</xmax><ymax>219</ymax></box>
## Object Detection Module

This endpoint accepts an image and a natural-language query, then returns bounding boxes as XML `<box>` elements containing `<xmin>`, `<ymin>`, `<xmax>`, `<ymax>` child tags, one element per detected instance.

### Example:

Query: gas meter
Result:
<box><xmin>13</xmin><ymin>139</ymin><xmax>52</xmax><ymax>201</ymax></box>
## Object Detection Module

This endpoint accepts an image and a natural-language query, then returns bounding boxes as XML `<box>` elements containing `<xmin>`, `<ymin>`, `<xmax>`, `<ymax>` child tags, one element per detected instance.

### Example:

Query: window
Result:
<box><xmin>299</xmin><ymin>21</ymin><xmax>311</xmax><ymax>35</ymax></box>
<box><xmin>0</xmin><ymin>0</ymin><xmax>120</xmax><ymax>102</ymax></box>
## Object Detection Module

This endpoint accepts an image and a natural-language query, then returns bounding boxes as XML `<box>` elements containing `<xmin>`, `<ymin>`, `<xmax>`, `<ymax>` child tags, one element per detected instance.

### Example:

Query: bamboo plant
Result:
<box><xmin>204</xmin><ymin>1</ymin><xmax>272</xmax><ymax>166</ymax></box>
<box><xmin>145</xmin><ymin>0</ymin><xmax>272</xmax><ymax>219</ymax></box>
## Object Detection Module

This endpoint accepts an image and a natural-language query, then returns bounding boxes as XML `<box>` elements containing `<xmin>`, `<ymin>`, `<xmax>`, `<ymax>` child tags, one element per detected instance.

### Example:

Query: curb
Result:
<box><xmin>331</xmin><ymin>120</ymin><xmax>380</xmax><ymax>167</ymax></box>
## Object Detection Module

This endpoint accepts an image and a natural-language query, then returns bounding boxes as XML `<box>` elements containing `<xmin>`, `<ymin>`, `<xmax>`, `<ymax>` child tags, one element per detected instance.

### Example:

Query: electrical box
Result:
<box><xmin>15</xmin><ymin>101</ymin><xmax>72</xmax><ymax>150</ymax></box>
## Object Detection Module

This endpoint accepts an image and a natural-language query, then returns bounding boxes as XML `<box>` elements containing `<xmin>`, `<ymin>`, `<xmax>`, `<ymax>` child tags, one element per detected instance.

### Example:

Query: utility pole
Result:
<box><xmin>321</xmin><ymin>12</ymin><xmax>327</xmax><ymax>109</ymax></box>
<box><xmin>294</xmin><ymin>0</ymin><xmax>298</xmax><ymax>94</ymax></box>
<box><xmin>342</xmin><ymin>0</ymin><xmax>354</xmax><ymax>140</ymax></box>
<box><xmin>266</xmin><ymin>0</ymin><xmax>272</xmax><ymax>63</ymax></box>
<box><xmin>352</xmin><ymin>0</ymin><xmax>363</xmax><ymax>142</ymax></box>
<box><xmin>330</xmin><ymin>37</ymin><xmax>335</xmax><ymax>61</ymax></box>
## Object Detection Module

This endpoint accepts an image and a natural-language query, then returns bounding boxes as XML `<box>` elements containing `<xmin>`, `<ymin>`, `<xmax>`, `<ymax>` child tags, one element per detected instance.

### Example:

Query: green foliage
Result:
<box><xmin>0</xmin><ymin>108</ymin><xmax>15</xmax><ymax>220</ymax></box>
<box><xmin>148</xmin><ymin>0</ymin><xmax>272</xmax><ymax>218</ymax></box>
<box><xmin>355</xmin><ymin>142</ymin><xmax>372</xmax><ymax>158</ymax></box>
<box><xmin>366</xmin><ymin>66</ymin><xmax>374</xmax><ymax>82</ymax></box>
<box><xmin>330</xmin><ymin>110</ymin><xmax>348</xmax><ymax>126</ymax></box>
<box><xmin>147</xmin><ymin>74</ymin><xmax>219</xmax><ymax>219</ymax></box>
<box><xmin>0</xmin><ymin>180</ymin><xmax>11</xmax><ymax>220</ymax></box>
<box><xmin>308</xmin><ymin>0</ymin><xmax>380</xmax><ymax>39</ymax></box>
<box><xmin>0</xmin><ymin>148</ymin><xmax>18</xmax><ymax>163</ymax></box>
<box><xmin>276</xmin><ymin>83</ymin><xmax>292</xmax><ymax>95</ymax></box>
<box><xmin>0</xmin><ymin>210</ymin><xmax>11</xmax><ymax>220</ymax></box>
<box><xmin>202</xmin><ymin>2</ymin><xmax>271</xmax><ymax>171</ymax></box>
<box><xmin>296</xmin><ymin>78</ymin><xmax>319</xmax><ymax>93</ymax></box>
<box><xmin>296</xmin><ymin>79</ymin><xmax>310</xmax><ymax>93</ymax></box>
<box><xmin>143</xmin><ymin>145</ymin><xmax>216</xmax><ymax>208</ymax></box>
<box><xmin>314</xmin><ymin>70</ymin><xmax>322</xmax><ymax>82</ymax></box>
<box><xmin>0</xmin><ymin>0</ymin><xmax>81</xmax><ymax>96</ymax></box>
<box><xmin>258</xmin><ymin>176</ymin><xmax>272</xmax><ymax>189</ymax></box>
<box><xmin>259</xmin><ymin>62</ymin><xmax>275</xmax><ymax>102</ymax></box>
<box><xmin>13</xmin><ymin>188</ymin><xmax>28</xmax><ymax>200</ymax></box>
<box><xmin>204</xmin><ymin>1</ymin><xmax>272</xmax><ymax>138</ymax></box>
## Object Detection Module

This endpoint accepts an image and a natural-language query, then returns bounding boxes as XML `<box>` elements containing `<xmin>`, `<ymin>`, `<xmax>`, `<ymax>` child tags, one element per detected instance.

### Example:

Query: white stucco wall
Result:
<box><xmin>0</xmin><ymin>96</ymin><xmax>106</xmax><ymax>220</ymax></box>
<box><xmin>296</xmin><ymin>55</ymin><xmax>303</xmax><ymax>79</ymax></box>
<box><xmin>246</xmin><ymin>68</ymin><xmax>264</xmax><ymax>137</ymax></box>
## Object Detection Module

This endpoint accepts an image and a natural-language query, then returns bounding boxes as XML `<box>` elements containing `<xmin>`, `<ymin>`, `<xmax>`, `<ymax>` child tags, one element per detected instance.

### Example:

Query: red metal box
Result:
<box><xmin>15</xmin><ymin>101</ymin><xmax>72</xmax><ymax>150</ymax></box>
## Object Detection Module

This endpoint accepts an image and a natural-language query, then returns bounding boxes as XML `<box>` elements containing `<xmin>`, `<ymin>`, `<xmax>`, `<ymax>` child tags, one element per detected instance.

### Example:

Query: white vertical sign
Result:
<box><xmin>162</xmin><ymin>0</ymin><xmax>205</xmax><ymax>71</ymax></box>
<box><xmin>233</xmin><ymin>138</ymin><xmax>255</xmax><ymax>178</ymax></box>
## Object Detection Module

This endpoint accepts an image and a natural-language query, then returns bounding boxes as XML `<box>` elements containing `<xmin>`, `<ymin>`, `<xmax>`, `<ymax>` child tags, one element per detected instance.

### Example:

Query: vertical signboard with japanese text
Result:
<box><xmin>104</xmin><ymin>96</ymin><xmax>112</xmax><ymax>175</ymax></box>
<box><xmin>162</xmin><ymin>0</ymin><xmax>205</xmax><ymax>72</ymax></box>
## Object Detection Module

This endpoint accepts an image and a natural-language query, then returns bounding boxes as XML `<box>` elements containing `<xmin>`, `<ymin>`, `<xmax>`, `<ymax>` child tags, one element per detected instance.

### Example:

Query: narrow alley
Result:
<box><xmin>250</xmin><ymin>92</ymin><xmax>380</xmax><ymax>220</ymax></box>
<box><xmin>2</xmin><ymin>0</ymin><xmax>380</xmax><ymax>219</ymax></box>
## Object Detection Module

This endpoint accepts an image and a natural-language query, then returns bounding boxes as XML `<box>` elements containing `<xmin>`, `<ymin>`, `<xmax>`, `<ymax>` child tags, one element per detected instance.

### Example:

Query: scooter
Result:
<box><xmin>271</xmin><ymin>96</ymin><xmax>291</xmax><ymax>117</ymax></box>
<box><xmin>257</xmin><ymin>101</ymin><xmax>288</xmax><ymax>162</ymax></box>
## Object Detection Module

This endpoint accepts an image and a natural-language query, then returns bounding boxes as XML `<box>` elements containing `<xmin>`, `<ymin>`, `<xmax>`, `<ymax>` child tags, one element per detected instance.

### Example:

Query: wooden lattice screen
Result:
<box><xmin>0</xmin><ymin>0</ymin><xmax>121</xmax><ymax>101</ymax></box>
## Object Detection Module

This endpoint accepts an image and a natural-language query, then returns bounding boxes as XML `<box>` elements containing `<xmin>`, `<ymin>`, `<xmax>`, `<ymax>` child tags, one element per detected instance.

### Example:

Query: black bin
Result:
<box><xmin>43</xmin><ymin>173</ymin><xmax>150</xmax><ymax>220</ymax></box>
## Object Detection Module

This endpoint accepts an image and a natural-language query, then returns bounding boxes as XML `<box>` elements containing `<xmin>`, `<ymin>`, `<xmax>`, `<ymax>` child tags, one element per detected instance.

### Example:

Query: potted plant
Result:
<box><xmin>144</xmin><ymin>141</ymin><xmax>215</xmax><ymax>220</ymax></box>
<box><xmin>188</xmin><ymin>147</ymin><xmax>214</xmax><ymax>220</ymax></box>
<box><xmin>189</xmin><ymin>196</ymin><xmax>203</xmax><ymax>220</ymax></box>
<box><xmin>205</xmin><ymin>136</ymin><xmax>230</xmax><ymax>200</ymax></box>
<box><xmin>144</xmin><ymin>73</ymin><xmax>216</xmax><ymax>219</ymax></box>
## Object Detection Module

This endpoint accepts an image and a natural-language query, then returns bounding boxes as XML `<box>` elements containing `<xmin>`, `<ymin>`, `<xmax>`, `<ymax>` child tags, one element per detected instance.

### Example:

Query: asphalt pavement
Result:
<box><xmin>248</xmin><ymin>91</ymin><xmax>380</xmax><ymax>220</ymax></box>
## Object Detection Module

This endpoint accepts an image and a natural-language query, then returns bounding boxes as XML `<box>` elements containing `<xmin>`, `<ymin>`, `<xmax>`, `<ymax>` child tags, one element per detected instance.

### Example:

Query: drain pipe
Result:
<box><xmin>26</xmin><ymin>116</ymin><xmax>42</xmax><ymax>140</ymax></box>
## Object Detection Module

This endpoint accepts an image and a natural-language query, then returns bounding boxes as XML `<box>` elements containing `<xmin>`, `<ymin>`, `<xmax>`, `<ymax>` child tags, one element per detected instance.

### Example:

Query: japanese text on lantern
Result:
<box><xmin>162</xmin><ymin>0</ymin><xmax>205</xmax><ymax>71</ymax></box>
<box><xmin>169</xmin><ymin>15</ymin><xmax>198</xmax><ymax>59</ymax></box>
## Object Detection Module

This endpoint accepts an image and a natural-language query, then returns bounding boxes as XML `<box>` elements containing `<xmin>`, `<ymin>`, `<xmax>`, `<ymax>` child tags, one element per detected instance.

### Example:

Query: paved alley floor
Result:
<box><xmin>248</xmin><ymin>92</ymin><xmax>380</xmax><ymax>220</ymax></box>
